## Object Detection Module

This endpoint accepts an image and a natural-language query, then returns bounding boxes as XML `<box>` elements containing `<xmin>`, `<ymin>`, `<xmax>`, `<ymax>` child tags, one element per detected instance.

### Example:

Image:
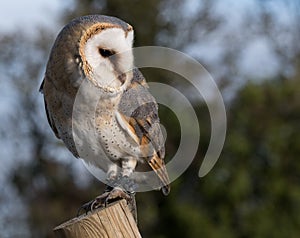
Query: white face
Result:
<box><xmin>84</xmin><ymin>27</ymin><xmax>134</xmax><ymax>92</ymax></box>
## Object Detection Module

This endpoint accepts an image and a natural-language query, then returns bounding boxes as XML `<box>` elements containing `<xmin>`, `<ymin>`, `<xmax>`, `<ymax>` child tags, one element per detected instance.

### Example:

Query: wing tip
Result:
<box><xmin>161</xmin><ymin>184</ymin><xmax>170</xmax><ymax>196</ymax></box>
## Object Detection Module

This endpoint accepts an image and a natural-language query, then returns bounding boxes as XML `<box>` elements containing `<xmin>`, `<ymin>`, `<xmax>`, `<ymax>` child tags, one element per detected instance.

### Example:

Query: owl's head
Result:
<box><xmin>49</xmin><ymin>15</ymin><xmax>134</xmax><ymax>94</ymax></box>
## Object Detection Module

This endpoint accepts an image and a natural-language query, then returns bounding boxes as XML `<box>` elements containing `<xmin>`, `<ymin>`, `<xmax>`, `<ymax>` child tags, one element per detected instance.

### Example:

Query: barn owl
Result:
<box><xmin>39</xmin><ymin>15</ymin><xmax>170</xmax><ymax>218</ymax></box>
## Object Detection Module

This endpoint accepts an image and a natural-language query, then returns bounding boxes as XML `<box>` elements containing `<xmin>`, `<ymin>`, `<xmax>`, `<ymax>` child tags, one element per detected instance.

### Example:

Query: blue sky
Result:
<box><xmin>0</xmin><ymin>0</ymin><xmax>69</xmax><ymax>33</ymax></box>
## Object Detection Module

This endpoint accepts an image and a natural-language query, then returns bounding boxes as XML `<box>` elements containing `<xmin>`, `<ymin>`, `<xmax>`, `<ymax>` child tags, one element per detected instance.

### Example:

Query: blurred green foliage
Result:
<box><xmin>136</xmin><ymin>73</ymin><xmax>300</xmax><ymax>238</ymax></box>
<box><xmin>1</xmin><ymin>0</ymin><xmax>300</xmax><ymax>237</ymax></box>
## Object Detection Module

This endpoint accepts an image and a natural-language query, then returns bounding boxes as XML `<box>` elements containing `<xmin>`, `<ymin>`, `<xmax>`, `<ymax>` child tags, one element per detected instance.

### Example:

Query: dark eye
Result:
<box><xmin>99</xmin><ymin>48</ymin><xmax>114</xmax><ymax>58</ymax></box>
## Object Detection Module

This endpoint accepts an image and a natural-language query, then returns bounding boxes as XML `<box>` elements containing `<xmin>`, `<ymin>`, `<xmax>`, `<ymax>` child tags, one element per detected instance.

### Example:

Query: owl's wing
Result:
<box><xmin>117</xmin><ymin>69</ymin><xmax>170</xmax><ymax>195</ymax></box>
<box><xmin>39</xmin><ymin>78</ymin><xmax>60</xmax><ymax>139</ymax></box>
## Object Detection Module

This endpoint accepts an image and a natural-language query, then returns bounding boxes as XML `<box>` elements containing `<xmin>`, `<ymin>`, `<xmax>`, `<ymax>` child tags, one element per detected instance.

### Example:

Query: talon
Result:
<box><xmin>105</xmin><ymin>187</ymin><xmax>131</xmax><ymax>203</ymax></box>
<box><xmin>76</xmin><ymin>181</ymin><xmax>137</xmax><ymax>217</ymax></box>
<box><xmin>77</xmin><ymin>191</ymin><xmax>110</xmax><ymax>216</ymax></box>
<box><xmin>77</xmin><ymin>201</ymin><xmax>92</xmax><ymax>216</ymax></box>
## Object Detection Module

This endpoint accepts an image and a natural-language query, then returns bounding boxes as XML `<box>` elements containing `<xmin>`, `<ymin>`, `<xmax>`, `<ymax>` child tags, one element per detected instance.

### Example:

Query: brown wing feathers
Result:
<box><xmin>125</xmin><ymin>114</ymin><xmax>170</xmax><ymax>195</ymax></box>
<box><xmin>118</xmin><ymin>74</ymin><xmax>171</xmax><ymax>194</ymax></box>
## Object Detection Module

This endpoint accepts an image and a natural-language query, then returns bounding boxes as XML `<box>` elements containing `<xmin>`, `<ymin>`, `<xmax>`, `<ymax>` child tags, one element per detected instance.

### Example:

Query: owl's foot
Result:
<box><xmin>77</xmin><ymin>191</ymin><xmax>111</xmax><ymax>216</ymax></box>
<box><xmin>77</xmin><ymin>187</ymin><xmax>136</xmax><ymax>218</ymax></box>
<box><xmin>105</xmin><ymin>187</ymin><xmax>132</xmax><ymax>203</ymax></box>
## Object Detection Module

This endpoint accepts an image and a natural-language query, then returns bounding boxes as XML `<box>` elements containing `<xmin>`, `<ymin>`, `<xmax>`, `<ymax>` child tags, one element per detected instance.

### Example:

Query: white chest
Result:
<box><xmin>95</xmin><ymin>98</ymin><xmax>141</xmax><ymax>161</ymax></box>
<box><xmin>73</xmin><ymin>92</ymin><xmax>141</xmax><ymax>171</ymax></box>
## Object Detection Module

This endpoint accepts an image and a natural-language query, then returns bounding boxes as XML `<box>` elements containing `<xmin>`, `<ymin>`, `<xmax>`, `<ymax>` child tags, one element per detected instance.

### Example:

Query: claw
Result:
<box><xmin>77</xmin><ymin>201</ymin><xmax>90</xmax><ymax>216</ymax></box>
<box><xmin>77</xmin><ymin>177</ymin><xmax>138</xmax><ymax>219</ymax></box>
<box><xmin>105</xmin><ymin>187</ymin><xmax>131</xmax><ymax>202</ymax></box>
<box><xmin>77</xmin><ymin>191</ymin><xmax>110</xmax><ymax>216</ymax></box>
<box><xmin>76</xmin><ymin>188</ymin><xmax>134</xmax><ymax>216</ymax></box>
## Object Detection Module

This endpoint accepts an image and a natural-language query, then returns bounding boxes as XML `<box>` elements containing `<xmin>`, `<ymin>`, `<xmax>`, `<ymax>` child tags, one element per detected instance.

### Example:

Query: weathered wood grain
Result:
<box><xmin>54</xmin><ymin>200</ymin><xmax>141</xmax><ymax>238</ymax></box>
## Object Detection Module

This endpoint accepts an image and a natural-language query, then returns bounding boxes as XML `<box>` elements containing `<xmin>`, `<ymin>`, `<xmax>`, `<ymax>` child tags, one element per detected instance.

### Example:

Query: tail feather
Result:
<box><xmin>148</xmin><ymin>154</ymin><xmax>170</xmax><ymax>195</ymax></box>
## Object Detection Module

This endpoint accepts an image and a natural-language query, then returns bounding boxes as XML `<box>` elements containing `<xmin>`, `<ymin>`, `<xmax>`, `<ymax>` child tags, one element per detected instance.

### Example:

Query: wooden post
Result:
<box><xmin>54</xmin><ymin>200</ymin><xmax>142</xmax><ymax>238</ymax></box>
